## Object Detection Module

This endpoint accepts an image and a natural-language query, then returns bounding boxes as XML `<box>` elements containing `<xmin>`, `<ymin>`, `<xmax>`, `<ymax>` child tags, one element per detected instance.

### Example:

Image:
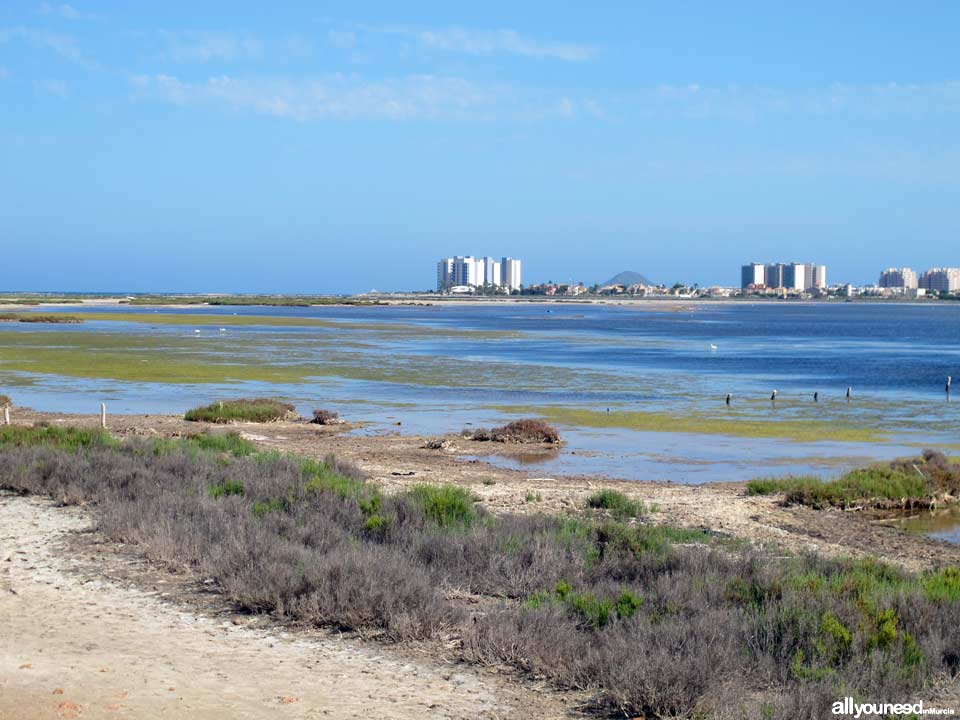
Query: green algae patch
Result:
<box><xmin>488</xmin><ymin>406</ymin><xmax>887</xmax><ymax>443</ymax></box>
<box><xmin>43</xmin><ymin>311</ymin><xmax>521</xmax><ymax>340</ymax></box>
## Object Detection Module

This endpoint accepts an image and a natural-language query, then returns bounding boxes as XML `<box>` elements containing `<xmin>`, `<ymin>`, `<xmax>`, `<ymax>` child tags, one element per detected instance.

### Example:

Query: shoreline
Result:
<box><xmin>8</xmin><ymin>407</ymin><xmax>960</xmax><ymax>572</ymax></box>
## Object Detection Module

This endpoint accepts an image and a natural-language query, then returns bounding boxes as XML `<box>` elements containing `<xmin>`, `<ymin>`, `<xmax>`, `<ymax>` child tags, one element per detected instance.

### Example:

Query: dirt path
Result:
<box><xmin>0</xmin><ymin>495</ymin><xmax>577</xmax><ymax>720</ymax></box>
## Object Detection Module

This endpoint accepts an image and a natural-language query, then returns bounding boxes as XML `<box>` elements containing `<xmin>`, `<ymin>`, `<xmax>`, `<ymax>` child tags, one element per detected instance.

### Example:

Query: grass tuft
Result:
<box><xmin>407</xmin><ymin>484</ymin><xmax>479</xmax><ymax>527</ymax></box>
<box><xmin>185</xmin><ymin>398</ymin><xmax>297</xmax><ymax>424</ymax></box>
<box><xmin>586</xmin><ymin>488</ymin><xmax>650</xmax><ymax>518</ymax></box>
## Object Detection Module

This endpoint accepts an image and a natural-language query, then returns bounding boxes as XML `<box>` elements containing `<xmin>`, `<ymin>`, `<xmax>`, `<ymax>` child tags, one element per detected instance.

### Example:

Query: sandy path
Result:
<box><xmin>0</xmin><ymin>495</ymin><xmax>574</xmax><ymax>720</ymax></box>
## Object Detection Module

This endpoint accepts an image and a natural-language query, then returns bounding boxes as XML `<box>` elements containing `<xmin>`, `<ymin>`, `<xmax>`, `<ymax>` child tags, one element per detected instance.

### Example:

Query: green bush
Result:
<box><xmin>209</xmin><ymin>479</ymin><xmax>245</xmax><ymax>499</ymax></box>
<box><xmin>408</xmin><ymin>484</ymin><xmax>478</xmax><ymax>527</ymax></box>
<box><xmin>185</xmin><ymin>398</ymin><xmax>296</xmax><ymax>423</ymax></box>
<box><xmin>586</xmin><ymin>488</ymin><xmax>649</xmax><ymax>518</ymax></box>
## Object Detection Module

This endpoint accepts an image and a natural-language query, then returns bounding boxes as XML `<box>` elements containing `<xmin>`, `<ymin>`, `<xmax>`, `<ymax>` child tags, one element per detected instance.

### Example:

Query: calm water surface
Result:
<box><xmin>3</xmin><ymin>301</ymin><xmax>959</xmax><ymax>489</ymax></box>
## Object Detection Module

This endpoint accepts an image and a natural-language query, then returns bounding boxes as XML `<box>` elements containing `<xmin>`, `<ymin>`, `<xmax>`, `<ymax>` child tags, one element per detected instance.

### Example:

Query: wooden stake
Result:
<box><xmin>100</xmin><ymin>403</ymin><xmax>107</xmax><ymax>429</ymax></box>
<box><xmin>3</xmin><ymin>407</ymin><xmax>8</xmax><ymax>426</ymax></box>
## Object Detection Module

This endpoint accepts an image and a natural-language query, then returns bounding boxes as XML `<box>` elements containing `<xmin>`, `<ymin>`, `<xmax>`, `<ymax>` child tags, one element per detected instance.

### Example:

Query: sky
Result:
<box><xmin>1</xmin><ymin>1</ymin><xmax>958</xmax><ymax>293</ymax></box>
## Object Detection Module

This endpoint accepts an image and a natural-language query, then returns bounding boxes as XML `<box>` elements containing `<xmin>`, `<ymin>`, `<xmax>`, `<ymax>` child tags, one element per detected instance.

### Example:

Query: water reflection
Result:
<box><xmin>895</xmin><ymin>507</ymin><xmax>960</xmax><ymax>545</ymax></box>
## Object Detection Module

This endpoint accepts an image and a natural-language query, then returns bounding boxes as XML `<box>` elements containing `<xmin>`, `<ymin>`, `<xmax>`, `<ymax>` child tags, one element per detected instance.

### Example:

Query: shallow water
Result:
<box><xmin>894</xmin><ymin>508</ymin><xmax>960</xmax><ymax>545</ymax></box>
<box><xmin>2</xmin><ymin>301</ymin><xmax>959</xmax><ymax>482</ymax></box>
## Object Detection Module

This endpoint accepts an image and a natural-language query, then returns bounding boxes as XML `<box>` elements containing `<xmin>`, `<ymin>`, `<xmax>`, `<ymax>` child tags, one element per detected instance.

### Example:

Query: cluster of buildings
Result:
<box><xmin>436</xmin><ymin>256</ymin><xmax>522</xmax><ymax>293</ymax></box>
<box><xmin>740</xmin><ymin>262</ymin><xmax>828</xmax><ymax>292</ymax></box>
<box><xmin>879</xmin><ymin>267</ymin><xmax>960</xmax><ymax>293</ymax></box>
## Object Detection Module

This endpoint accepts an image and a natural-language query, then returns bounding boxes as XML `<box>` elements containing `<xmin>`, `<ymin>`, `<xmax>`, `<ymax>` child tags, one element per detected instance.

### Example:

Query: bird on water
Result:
<box><xmin>725</xmin><ymin>393</ymin><xmax>732</xmax><ymax>405</ymax></box>
<box><xmin>770</xmin><ymin>389</ymin><xmax>778</xmax><ymax>402</ymax></box>
<box><xmin>813</xmin><ymin>391</ymin><xmax>819</xmax><ymax>402</ymax></box>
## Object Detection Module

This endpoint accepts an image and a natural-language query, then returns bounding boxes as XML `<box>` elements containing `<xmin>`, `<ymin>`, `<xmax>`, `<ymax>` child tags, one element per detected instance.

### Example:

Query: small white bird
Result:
<box><xmin>194</xmin><ymin>329</ymin><xmax>201</xmax><ymax>333</ymax></box>
<box><xmin>219</xmin><ymin>328</ymin><xmax>226</xmax><ymax>332</ymax></box>
<box><xmin>710</xmin><ymin>343</ymin><xmax>718</xmax><ymax>351</ymax></box>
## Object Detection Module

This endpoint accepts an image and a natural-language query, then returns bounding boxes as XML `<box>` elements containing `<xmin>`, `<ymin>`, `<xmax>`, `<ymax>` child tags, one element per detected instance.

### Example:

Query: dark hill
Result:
<box><xmin>601</xmin><ymin>271</ymin><xmax>654</xmax><ymax>287</ymax></box>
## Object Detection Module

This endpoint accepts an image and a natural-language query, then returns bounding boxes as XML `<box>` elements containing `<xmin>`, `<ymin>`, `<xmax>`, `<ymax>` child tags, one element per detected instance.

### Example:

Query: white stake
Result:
<box><xmin>100</xmin><ymin>403</ymin><xmax>107</xmax><ymax>429</ymax></box>
<box><xmin>3</xmin><ymin>407</ymin><xmax>8</xmax><ymax>426</ymax></box>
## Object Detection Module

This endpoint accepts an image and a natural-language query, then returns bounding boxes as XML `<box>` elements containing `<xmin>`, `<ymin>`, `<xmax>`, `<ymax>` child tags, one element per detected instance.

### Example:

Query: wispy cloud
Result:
<box><xmin>131</xmin><ymin>72</ymin><xmax>588</xmax><ymax>123</ymax></box>
<box><xmin>134</xmin><ymin>73</ymin><xmax>508</xmax><ymax>121</ymax></box>
<box><xmin>324</xmin><ymin>21</ymin><xmax>595</xmax><ymax>62</ymax></box>
<box><xmin>0</xmin><ymin>25</ymin><xmax>98</xmax><ymax>68</ymax></box>
<box><xmin>643</xmin><ymin>81</ymin><xmax>960</xmax><ymax>120</ymax></box>
<box><xmin>154</xmin><ymin>30</ymin><xmax>263</xmax><ymax>64</ymax></box>
<box><xmin>412</xmin><ymin>27</ymin><xmax>594</xmax><ymax>61</ymax></box>
<box><xmin>38</xmin><ymin>3</ymin><xmax>100</xmax><ymax>21</ymax></box>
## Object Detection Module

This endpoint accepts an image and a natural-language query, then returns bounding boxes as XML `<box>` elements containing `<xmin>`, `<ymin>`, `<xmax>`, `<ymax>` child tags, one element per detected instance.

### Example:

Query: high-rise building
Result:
<box><xmin>501</xmin><ymin>257</ymin><xmax>522</xmax><ymax>291</ymax></box>
<box><xmin>740</xmin><ymin>263</ymin><xmax>765</xmax><ymax>288</ymax></box>
<box><xmin>918</xmin><ymin>268</ymin><xmax>960</xmax><ymax>293</ymax></box>
<box><xmin>878</xmin><ymin>268</ymin><xmax>918</xmax><ymax>289</ymax></box>
<box><xmin>436</xmin><ymin>255</ymin><xmax>521</xmax><ymax>291</ymax></box>
<box><xmin>482</xmin><ymin>257</ymin><xmax>501</xmax><ymax>287</ymax></box>
<box><xmin>749</xmin><ymin>261</ymin><xmax>827</xmax><ymax>290</ymax></box>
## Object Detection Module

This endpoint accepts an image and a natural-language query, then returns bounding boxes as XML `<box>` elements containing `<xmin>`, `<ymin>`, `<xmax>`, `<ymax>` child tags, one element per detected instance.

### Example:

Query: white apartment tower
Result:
<box><xmin>879</xmin><ymin>268</ymin><xmax>918</xmax><ymax>289</ymax></box>
<box><xmin>436</xmin><ymin>255</ymin><xmax>521</xmax><ymax>291</ymax></box>
<box><xmin>501</xmin><ymin>257</ymin><xmax>522</xmax><ymax>291</ymax></box>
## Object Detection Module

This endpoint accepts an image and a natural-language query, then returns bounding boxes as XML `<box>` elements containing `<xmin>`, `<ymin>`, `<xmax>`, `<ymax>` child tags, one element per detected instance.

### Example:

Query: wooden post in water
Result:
<box><xmin>100</xmin><ymin>403</ymin><xmax>107</xmax><ymax>429</ymax></box>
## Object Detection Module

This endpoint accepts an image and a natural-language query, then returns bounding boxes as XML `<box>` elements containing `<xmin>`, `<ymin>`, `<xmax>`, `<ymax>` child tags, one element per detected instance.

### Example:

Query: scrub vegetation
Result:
<box><xmin>747</xmin><ymin>450</ymin><xmax>960</xmax><ymax>508</ymax></box>
<box><xmin>0</xmin><ymin>394</ymin><xmax>11</xmax><ymax>408</ymax></box>
<box><xmin>586</xmin><ymin>488</ymin><xmax>653</xmax><ymax>518</ymax></box>
<box><xmin>1</xmin><ymin>426</ymin><xmax>957</xmax><ymax>718</ymax></box>
<box><xmin>467</xmin><ymin>419</ymin><xmax>562</xmax><ymax>444</ymax></box>
<box><xmin>0</xmin><ymin>313</ymin><xmax>83</xmax><ymax>323</ymax></box>
<box><xmin>184</xmin><ymin>398</ymin><xmax>298</xmax><ymax>424</ymax></box>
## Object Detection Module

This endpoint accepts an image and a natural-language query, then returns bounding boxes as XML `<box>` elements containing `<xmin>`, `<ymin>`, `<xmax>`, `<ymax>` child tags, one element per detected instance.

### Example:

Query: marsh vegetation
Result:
<box><xmin>748</xmin><ymin>450</ymin><xmax>960</xmax><ymax>509</ymax></box>
<box><xmin>184</xmin><ymin>398</ymin><xmax>298</xmax><ymax>424</ymax></box>
<box><xmin>0</xmin><ymin>426</ymin><xmax>957</xmax><ymax>718</ymax></box>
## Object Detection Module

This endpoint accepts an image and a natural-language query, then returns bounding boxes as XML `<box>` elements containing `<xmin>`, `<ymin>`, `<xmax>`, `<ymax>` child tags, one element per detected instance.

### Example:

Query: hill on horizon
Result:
<box><xmin>601</xmin><ymin>271</ymin><xmax>654</xmax><ymax>287</ymax></box>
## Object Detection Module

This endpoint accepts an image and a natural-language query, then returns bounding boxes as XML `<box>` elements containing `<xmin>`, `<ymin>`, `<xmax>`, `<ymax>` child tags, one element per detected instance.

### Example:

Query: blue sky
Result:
<box><xmin>1</xmin><ymin>1</ymin><xmax>958</xmax><ymax>292</ymax></box>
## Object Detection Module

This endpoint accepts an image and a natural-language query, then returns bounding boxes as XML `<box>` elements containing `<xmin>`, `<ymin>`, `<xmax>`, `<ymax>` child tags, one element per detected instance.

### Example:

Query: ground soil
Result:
<box><xmin>3</xmin><ymin>409</ymin><xmax>959</xmax><ymax>719</ymax></box>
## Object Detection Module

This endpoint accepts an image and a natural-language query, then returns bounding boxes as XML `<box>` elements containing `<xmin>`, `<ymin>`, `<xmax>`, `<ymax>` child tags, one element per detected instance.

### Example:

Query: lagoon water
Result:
<box><xmin>2</xmin><ymin>301</ymin><xmax>960</xmax><ymax>484</ymax></box>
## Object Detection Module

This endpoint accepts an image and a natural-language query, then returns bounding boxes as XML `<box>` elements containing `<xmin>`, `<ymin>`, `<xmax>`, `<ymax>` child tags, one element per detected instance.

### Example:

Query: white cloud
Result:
<box><xmin>38</xmin><ymin>3</ymin><xmax>99</xmax><ymax>21</ymax></box>
<box><xmin>155</xmin><ymin>30</ymin><xmax>263</xmax><ymax>64</ymax></box>
<box><xmin>137</xmin><ymin>73</ymin><xmax>505</xmax><ymax>121</ymax></box>
<box><xmin>133</xmin><ymin>72</ymin><xmax>585</xmax><ymax>123</ymax></box>
<box><xmin>413</xmin><ymin>27</ymin><xmax>594</xmax><ymax>61</ymax></box>
<box><xmin>0</xmin><ymin>26</ymin><xmax>97</xmax><ymax>68</ymax></box>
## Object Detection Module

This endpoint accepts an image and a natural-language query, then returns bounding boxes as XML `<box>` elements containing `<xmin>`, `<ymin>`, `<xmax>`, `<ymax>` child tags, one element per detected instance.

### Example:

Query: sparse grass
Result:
<box><xmin>407</xmin><ymin>484</ymin><xmax>479</xmax><ymax>527</ymax></box>
<box><xmin>0</xmin><ymin>424</ymin><xmax>117</xmax><ymax>450</ymax></box>
<box><xmin>1</xmin><ymin>429</ymin><xmax>958</xmax><ymax>719</ymax></box>
<box><xmin>490</xmin><ymin>406</ymin><xmax>887</xmax><ymax>443</ymax></box>
<box><xmin>525</xmin><ymin>491</ymin><xmax>542</xmax><ymax>502</ymax></box>
<box><xmin>185</xmin><ymin>398</ymin><xmax>297</xmax><ymax>424</ymax></box>
<box><xmin>586</xmin><ymin>488</ymin><xmax>650</xmax><ymax>518</ymax></box>
<box><xmin>747</xmin><ymin>450</ymin><xmax>960</xmax><ymax>508</ymax></box>
<box><xmin>0</xmin><ymin>313</ymin><xmax>83</xmax><ymax>323</ymax></box>
<box><xmin>468</xmin><ymin>419</ymin><xmax>561</xmax><ymax>444</ymax></box>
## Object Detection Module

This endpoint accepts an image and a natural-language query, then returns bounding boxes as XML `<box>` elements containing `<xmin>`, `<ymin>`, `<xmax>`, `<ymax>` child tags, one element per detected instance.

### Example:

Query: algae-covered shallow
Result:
<box><xmin>1</xmin><ymin>301</ymin><xmax>959</xmax><ymax>482</ymax></box>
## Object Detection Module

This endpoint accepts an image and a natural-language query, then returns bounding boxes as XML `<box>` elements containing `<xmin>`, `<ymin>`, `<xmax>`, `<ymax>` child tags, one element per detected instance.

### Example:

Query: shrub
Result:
<box><xmin>407</xmin><ymin>484</ymin><xmax>479</xmax><ymax>528</ymax></box>
<box><xmin>0</xmin><ymin>313</ymin><xmax>83</xmax><ymax>323</ymax></box>
<box><xmin>2</xmin><ymin>429</ymin><xmax>958</xmax><ymax>719</ymax></box>
<box><xmin>310</xmin><ymin>409</ymin><xmax>341</xmax><ymax>425</ymax></box>
<box><xmin>0</xmin><ymin>394</ymin><xmax>11</xmax><ymax>408</ymax></box>
<box><xmin>587</xmin><ymin>488</ymin><xmax>649</xmax><ymax>518</ymax></box>
<box><xmin>185</xmin><ymin>398</ymin><xmax>297</xmax><ymax>423</ymax></box>
<box><xmin>469</xmin><ymin>419</ymin><xmax>561</xmax><ymax>444</ymax></box>
<box><xmin>746</xmin><ymin>452</ymin><xmax>959</xmax><ymax>508</ymax></box>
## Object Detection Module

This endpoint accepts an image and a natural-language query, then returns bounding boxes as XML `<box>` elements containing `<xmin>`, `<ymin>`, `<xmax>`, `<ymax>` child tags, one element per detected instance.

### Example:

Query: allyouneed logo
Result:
<box><xmin>832</xmin><ymin>697</ymin><xmax>956</xmax><ymax>717</ymax></box>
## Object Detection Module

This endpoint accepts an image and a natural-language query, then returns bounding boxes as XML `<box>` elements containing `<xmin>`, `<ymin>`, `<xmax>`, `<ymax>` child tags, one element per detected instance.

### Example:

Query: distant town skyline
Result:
<box><xmin>1</xmin><ymin>2</ymin><xmax>959</xmax><ymax>293</ymax></box>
